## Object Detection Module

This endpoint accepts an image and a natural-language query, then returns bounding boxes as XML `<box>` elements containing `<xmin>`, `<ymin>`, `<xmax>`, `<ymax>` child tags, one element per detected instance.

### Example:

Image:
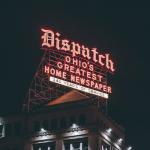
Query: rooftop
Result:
<box><xmin>45</xmin><ymin>90</ymin><xmax>89</xmax><ymax>106</ymax></box>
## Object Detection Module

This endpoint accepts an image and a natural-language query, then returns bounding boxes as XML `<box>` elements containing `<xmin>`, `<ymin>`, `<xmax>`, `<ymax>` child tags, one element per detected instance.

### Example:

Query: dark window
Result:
<box><xmin>83</xmin><ymin>141</ymin><xmax>88</xmax><ymax>150</ymax></box>
<box><xmin>33</xmin><ymin>144</ymin><xmax>55</xmax><ymax>150</ymax></box>
<box><xmin>60</xmin><ymin>117</ymin><xmax>66</xmax><ymax>128</ymax></box>
<box><xmin>97</xmin><ymin>117</ymin><xmax>99</xmax><ymax>124</ymax></box>
<box><xmin>12</xmin><ymin>147</ymin><xmax>19</xmax><ymax>150</ymax></box>
<box><xmin>100</xmin><ymin>120</ymin><xmax>103</xmax><ymax>126</ymax></box>
<box><xmin>114</xmin><ymin>132</ymin><xmax>116</xmax><ymax>137</ymax></box>
<box><xmin>104</xmin><ymin>123</ymin><xmax>106</xmax><ymax>128</ymax></box>
<box><xmin>64</xmin><ymin>143</ymin><xmax>70</xmax><ymax>150</ymax></box>
<box><xmin>51</xmin><ymin>118</ymin><xmax>57</xmax><ymax>129</ymax></box>
<box><xmin>14</xmin><ymin>122</ymin><xmax>21</xmax><ymax>136</ymax></box>
<box><xmin>102</xmin><ymin>141</ymin><xmax>110</xmax><ymax>150</ymax></box>
<box><xmin>43</xmin><ymin>120</ymin><xmax>49</xmax><ymax>130</ymax></box>
<box><xmin>34</xmin><ymin>121</ymin><xmax>40</xmax><ymax>132</ymax></box>
<box><xmin>41</xmin><ymin>146</ymin><xmax>48</xmax><ymax>150</ymax></box>
<box><xmin>73</xmin><ymin>142</ymin><xmax>80</xmax><ymax>150</ymax></box>
<box><xmin>0</xmin><ymin>125</ymin><xmax>3</xmax><ymax>137</ymax></box>
<box><xmin>4</xmin><ymin>148</ymin><xmax>10</xmax><ymax>150</ymax></box>
<box><xmin>33</xmin><ymin>147</ymin><xmax>38</xmax><ymax>150</ymax></box>
<box><xmin>102</xmin><ymin>145</ymin><xmax>109</xmax><ymax>150</ymax></box>
<box><xmin>5</xmin><ymin>123</ymin><xmax>12</xmax><ymax>137</ymax></box>
<box><xmin>50</xmin><ymin>145</ymin><xmax>55</xmax><ymax>150</ymax></box>
<box><xmin>69</xmin><ymin>115</ymin><xmax>76</xmax><ymax>126</ymax></box>
<box><xmin>79</xmin><ymin>114</ymin><xmax>85</xmax><ymax>125</ymax></box>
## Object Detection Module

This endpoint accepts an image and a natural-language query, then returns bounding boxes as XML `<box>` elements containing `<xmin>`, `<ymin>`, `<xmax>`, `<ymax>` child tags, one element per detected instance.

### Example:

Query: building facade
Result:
<box><xmin>0</xmin><ymin>90</ymin><xmax>127</xmax><ymax>150</ymax></box>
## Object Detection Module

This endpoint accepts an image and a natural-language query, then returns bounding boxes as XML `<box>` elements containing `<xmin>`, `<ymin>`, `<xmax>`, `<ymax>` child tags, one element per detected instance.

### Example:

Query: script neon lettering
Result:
<box><xmin>41</xmin><ymin>29</ymin><xmax>54</xmax><ymax>47</ymax></box>
<box><xmin>71</xmin><ymin>42</ymin><xmax>80</xmax><ymax>57</ymax></box>
<box><xmin>41</xmin><ymin>28</ymin><xmax>115</xmax><ymax>72</ymax></box>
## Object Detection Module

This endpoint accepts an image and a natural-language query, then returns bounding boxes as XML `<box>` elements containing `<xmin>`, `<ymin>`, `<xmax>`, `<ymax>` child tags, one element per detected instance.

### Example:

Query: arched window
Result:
<box><xmin>104</xmin><ymin>123</ymin><xmax>106</xmax><ymax>128</ymax></box>
<box><xmin>97</xmin><ymin>117</ymin><xmax>99</xmax><ymax>124</ymax></box>
<box><xmin>51</xmin><ymin>118</ymin><xmax>57</xmax><ymax>129</ymax></box>
<box><xmin>34</xmin><ymin>121</ymin><xmax>40</xmax><ymax>132</ymax></box>
<box><xmin>79</xmin><ymin>114</ymin><xmax>85</xmax><ymax>125</ymax></box>
<box><xmin>69</xmin><ymin>115</ymin><xmax>76</xmax><ymax>126</ymax></box>
<box><xmin>60</xmin><ymin>117</ymin><xmax>66</xmax><ymax>128</ymax></box>
<box><xmin>43</xmin><ymin>120</ymin><xmax>49</xmax><ymax>130</ymax></box>
<box><xmin>100</xmin><ymin>120</ymin><xmax>103</xmax><ymax>126</ymax></box>
<box><xmin>114</xmin><ymin>132</ymin><xmax>116</xmax><ymax>137</ymax></box>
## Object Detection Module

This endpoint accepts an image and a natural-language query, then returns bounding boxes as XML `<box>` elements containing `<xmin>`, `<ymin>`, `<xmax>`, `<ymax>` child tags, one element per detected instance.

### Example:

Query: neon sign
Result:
<box><xmin>41</xmin><ymin>29</ymin><xmax>115</xmax><ymax>98</ymax></box>
<box><xmin>50</xmin><ymin>76</ymin><xmax>108</xmax><ymax>98</ymax></box>
<box><xmin>41</xmin><ymin>29</ymin><xmax>115</xmax><ymax>72</ymax></box>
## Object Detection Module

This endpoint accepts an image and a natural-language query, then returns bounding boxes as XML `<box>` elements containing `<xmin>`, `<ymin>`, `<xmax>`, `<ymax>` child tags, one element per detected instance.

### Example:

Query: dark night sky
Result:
<box><xmin>0</xmin><ymin>1</ymin><xmax>150</xmax><ymax>149</ymax></box>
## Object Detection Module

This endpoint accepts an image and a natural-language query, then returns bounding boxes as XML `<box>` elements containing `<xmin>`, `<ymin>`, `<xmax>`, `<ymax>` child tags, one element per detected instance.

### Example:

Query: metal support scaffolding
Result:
<box><xmin>23</xmin><ymin>47</ymin><xmax>110</xmax><ymax>113</ymax></box>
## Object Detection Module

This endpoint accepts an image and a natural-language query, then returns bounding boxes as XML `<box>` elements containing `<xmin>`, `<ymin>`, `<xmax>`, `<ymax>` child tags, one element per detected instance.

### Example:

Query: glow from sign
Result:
<box><xmin>50</xmin><ymin>76</ymin><xmax>108</xmax><ymax>99</ymax></box>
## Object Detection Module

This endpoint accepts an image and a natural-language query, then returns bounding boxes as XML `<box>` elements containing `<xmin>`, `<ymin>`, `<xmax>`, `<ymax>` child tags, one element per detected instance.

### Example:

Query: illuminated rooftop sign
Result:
<box><xmin>50</xmin><ymin>76</ymin><xmax>108</xmax><ymax>98</ymax></box>
<box><xmin>41</xmin><ymin>29</ymin><xmax>115</xmax><ymax>98</ymax></box>
<box><xmin>41</xmin><ymin>29</ymin><xmax>115</xmax><ymax>72</ymax></box>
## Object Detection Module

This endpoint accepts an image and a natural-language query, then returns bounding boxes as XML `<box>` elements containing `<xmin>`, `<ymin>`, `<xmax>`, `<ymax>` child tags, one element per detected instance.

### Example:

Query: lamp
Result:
<box><xmin>107</xmin><ymin>128</ymin><xmax>112</xmax><ymax>133</ymax></box>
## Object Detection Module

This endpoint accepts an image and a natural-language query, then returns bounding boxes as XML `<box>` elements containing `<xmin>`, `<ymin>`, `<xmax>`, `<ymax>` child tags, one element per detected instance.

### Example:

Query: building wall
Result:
<box><xmin>0</xmin><ymin>104</ymin><xmax>126</xmax><ymax>150</ymax></box>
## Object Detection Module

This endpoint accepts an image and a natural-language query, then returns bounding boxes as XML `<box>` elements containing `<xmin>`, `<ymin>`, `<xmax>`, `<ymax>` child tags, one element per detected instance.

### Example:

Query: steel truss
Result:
<box><xmin>23</xmin><ymin>47</ymin><xmax>111</xmax><ymax>113</ymax></box>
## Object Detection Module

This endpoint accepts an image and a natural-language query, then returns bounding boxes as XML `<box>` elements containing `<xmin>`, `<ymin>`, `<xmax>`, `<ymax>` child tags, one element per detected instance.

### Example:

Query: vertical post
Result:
<box><xmin>48</xmin><ymin>145</ymin><xmax>50</xmax><ymax>150</ymax></box>
<box><xmin>48</xmin><ymin>49</ymin><xmax>50</xmax><ymax>99</ymax></box>
<box><xmin>24</xmin><ymin>143</ymin><xmax>32</xmax><ymax>150</ymax></box>
<box><xmin>80</xmin><ymin>142</ymin><xmax>83</xmax><ymax>150</ymax></box>
<box><xmin>106</xmin><ymin>99</ymin><xmax>107</xmax><ymax>114</ymax></box>
<box><xmin>2</xmin><ymin>124</ymin><xmax>5</xmax><ymax>137</ymax></box>
<box><xmin>49</xmin><ymin>50</ymin><xmax>51</xmax><ymax>100</ymax></box>
<box><xmin>98</xmin><ymin>135</ymin><xmax>101</xmax><ymax>150</ymax></box>
<box><xmin>70</xmin><ymin>143</ymin><xmax>73</xmax><ymax>150</ymax></box>
<box><xmin>106</xmin><ymin>71</ymin><xmax>108</xmax><ymax>114</ymax></box>
<box><xmin>39</xmin><ymin>146</ymin><xmax>41</xmax><ymax>150</ymax></box>
<box><xmin>56</xmin><ymin>140</ymin><xmax>63</xmax><ymax>150</ymax></box>
<box><xmin>11</xmin><ymin>123</ymin><xmax>14</xmax><ymax>136</ymax></box>
<box><xmin>28</xmin><ymin>89</ymin><xmax>30</xmax><ymax>113</ymax></box>
<box><xmin>41</xmin><ymin>56</ymin><xmax>43</xmax><ymax>92</ymax></box>
<box><xmin>35</xmin><ymin>71</ymin><xmax>36</xmax><ymax>104</ymax></box>
<box><xmin>88</xmin><ymin>135</ymin><xmax>98</xmax><ymax>150</ymax></box>
<box><xmin>98</xmin><ymin>100</ymin><xmax>100</xmax><ymax>107</ymax></box>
